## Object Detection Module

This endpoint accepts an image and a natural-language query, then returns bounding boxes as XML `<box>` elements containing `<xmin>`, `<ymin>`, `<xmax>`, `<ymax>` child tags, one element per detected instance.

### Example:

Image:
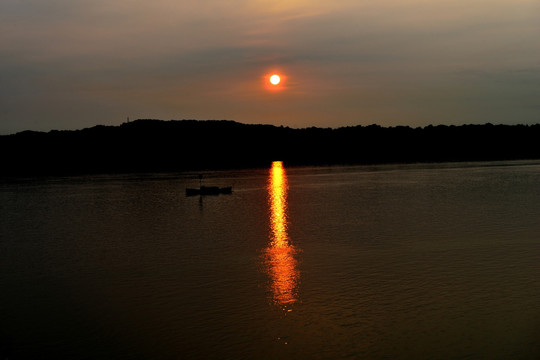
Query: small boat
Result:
<box><xmin>186</xmin><ymin>186</ymin><xmax>232</xmax><ymax>196</ymax></box>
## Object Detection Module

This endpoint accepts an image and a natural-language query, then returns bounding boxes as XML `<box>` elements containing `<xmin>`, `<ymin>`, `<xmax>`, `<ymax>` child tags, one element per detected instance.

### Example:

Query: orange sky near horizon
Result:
<box><xmin>1</xmin><ymin>0</ymin><xmax>539</xmax><ymax>134</ymax></box>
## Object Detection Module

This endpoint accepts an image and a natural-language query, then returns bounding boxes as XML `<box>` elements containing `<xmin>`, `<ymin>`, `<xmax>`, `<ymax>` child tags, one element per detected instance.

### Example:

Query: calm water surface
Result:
<box><xmin>1</xmin><ymin>161</ymin><xmax>539</xmax><ymax>359</ymax></box>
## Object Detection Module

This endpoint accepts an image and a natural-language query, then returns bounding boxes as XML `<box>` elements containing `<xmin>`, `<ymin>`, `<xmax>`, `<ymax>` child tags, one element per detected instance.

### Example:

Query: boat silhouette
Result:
<box><xmin>185</xmin><ymin>186</ymin><xmax>232</xmax><ymax>196</ymax></box>
<box><xmin>186</xmin><ymin>174</ymin><xmax>232</xmax><ymax>196</ymax></box>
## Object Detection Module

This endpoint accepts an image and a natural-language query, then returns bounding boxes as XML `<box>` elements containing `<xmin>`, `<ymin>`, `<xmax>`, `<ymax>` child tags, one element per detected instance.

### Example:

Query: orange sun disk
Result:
<box><xmin>264</xmin><ymin>72</ymin><xmax>286</xmax><ymax>91</ymax></box>
<box><xmin>270</xmin><ymin>74</ymin><xmax>281</xmax><ymax>85</ymax></box>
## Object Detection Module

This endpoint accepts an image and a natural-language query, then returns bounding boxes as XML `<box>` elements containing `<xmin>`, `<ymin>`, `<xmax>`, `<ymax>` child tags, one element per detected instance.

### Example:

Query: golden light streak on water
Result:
<box><xmin>269</xmin><ymin>161</ymin><xmax>288</xmax><ymax>247</ymax></box>
<box><xmin>265</xmin><ymin>161</ymin><xmax>299</xmax><ymax>306</ymax></box>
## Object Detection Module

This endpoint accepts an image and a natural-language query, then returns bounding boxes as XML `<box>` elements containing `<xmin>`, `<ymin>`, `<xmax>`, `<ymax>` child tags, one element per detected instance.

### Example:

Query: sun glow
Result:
<box><xmin>264</xmin><ymin>72</ymin><xmax>286</xmax><ymax>91</ymax></box>
<box><xmin>265</xmin><ymin>161</ymin><xmax>299</xmax><ymax>307</ymax></box>
<box><xmin>270</xmin><ymin>74</ymin><xmax>281</xmax><ymax>85</ymax></box>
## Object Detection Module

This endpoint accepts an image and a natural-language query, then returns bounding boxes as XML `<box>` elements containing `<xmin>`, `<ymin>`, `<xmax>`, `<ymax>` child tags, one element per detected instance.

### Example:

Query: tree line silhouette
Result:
<box><xmin>2</xmin><ymin>119</ymin><xmax>540</xmax><ymax>176</ymax></box>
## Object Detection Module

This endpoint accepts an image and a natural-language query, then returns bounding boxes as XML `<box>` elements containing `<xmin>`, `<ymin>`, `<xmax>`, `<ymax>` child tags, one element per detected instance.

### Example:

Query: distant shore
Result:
<box><xmin>2</xmin><ymin>119</ymin><xmax>540</xmax><ymax>176</ymax></box>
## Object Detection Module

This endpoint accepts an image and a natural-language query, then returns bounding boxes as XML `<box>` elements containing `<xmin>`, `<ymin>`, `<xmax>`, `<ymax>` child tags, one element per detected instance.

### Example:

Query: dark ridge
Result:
<box><xmin>1</xmin><ymin>119</ymin><xmax>540</xmax><ymax>176</ymax></box>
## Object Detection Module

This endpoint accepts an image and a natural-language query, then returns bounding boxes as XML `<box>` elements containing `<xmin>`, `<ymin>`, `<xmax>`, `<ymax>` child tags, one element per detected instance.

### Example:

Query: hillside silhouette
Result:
<box><xmin>2</xmin><ymin>119</ymin><xmax>540</xmax><ymax>176</ymax></box>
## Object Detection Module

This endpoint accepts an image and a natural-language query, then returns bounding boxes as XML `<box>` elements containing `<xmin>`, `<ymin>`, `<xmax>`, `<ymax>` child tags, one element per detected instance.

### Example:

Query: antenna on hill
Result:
<box><xmin>127</xmin><ymin>116</ymin><xmax>130</xmax><ymax>123</ymax></box>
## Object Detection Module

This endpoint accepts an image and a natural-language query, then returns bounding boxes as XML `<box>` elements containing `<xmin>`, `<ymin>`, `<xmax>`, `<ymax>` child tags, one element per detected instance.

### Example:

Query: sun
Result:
<box><xmin>264</xmin><ymin>72</ymin><xmax>286</xmax><ymax>91</ymax></box>
<box><xmin>270</xmin><ymin>74</ymin><xmax>281</xmax><ymax>85</ymax></box>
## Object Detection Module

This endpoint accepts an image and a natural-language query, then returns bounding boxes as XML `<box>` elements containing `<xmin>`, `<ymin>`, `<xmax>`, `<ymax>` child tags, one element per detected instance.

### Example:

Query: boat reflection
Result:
<box><xmin>264</xmin><ymin>161</ymin><xmax>299</xmax><ymax>307</ymax></box>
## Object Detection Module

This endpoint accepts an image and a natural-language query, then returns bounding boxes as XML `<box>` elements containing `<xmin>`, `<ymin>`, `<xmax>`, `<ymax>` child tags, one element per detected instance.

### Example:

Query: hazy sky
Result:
<box><xmin>1</xmin><ymin>0</ymin><xmax>539</xmax><ymax>133</ymax></box>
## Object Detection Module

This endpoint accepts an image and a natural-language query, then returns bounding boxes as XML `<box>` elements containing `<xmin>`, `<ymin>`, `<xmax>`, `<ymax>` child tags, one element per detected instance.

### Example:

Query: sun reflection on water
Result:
<box><xmin>265</xmin><ymin>161</ymin><xmax>299</xmax><ymax>307</ymax></box>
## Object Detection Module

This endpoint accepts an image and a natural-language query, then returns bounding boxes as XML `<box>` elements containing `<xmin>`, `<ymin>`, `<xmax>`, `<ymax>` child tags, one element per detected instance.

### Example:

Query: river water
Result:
<box><xmin>1</xmin><ymin>160</ymin><xmax>539</xmax><ymax>359</ymax></box>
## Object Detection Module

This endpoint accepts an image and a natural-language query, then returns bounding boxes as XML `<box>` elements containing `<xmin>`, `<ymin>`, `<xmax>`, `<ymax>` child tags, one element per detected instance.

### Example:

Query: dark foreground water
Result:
<box><xmin>1</xmin><ymin>160</ymin><xmax>539</xmax><ymax>359</ymax></box>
